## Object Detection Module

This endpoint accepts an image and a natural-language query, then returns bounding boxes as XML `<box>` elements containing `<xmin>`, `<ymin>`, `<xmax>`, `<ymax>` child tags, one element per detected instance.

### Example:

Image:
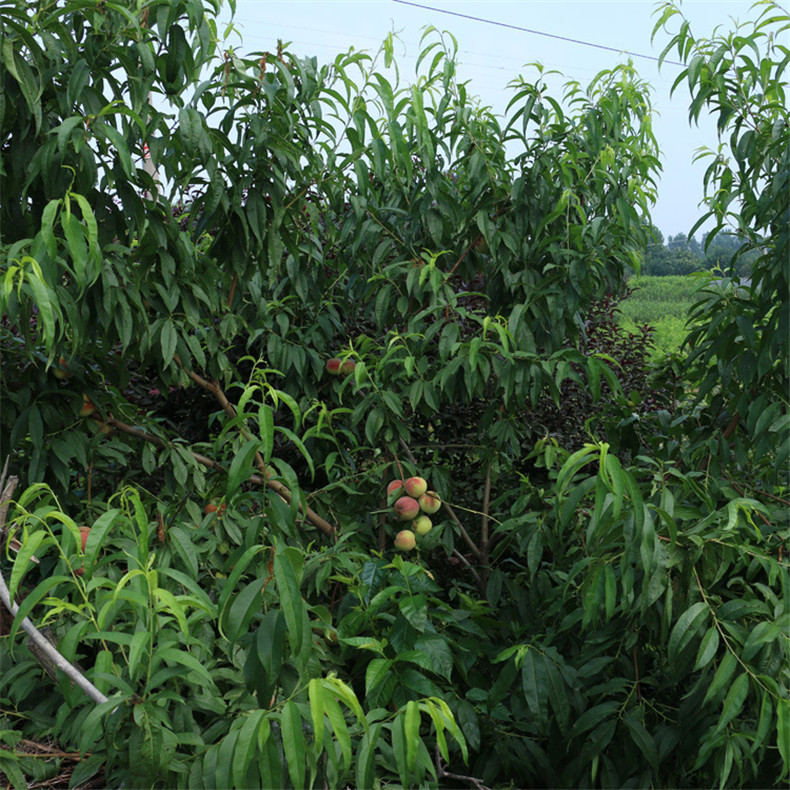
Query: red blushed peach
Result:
<box><xmin>404</xmin><ymin>477</ymin><xmax>427</xmax><ymax>498</ymax></box>
<box><xmin>418</xmin><ymin>491</ymin><xmax>441</xmax><ymax>514</ymax></box>
<box><xmin>53</xmin><ymin>356</ymin><xmax>72</xmax><ymax>380</ymax></box>
<box><xmin>394</xmin><ymin>530</ymin><xmax>416</xmax><ymax>551</ymax></box>
<box><xmin>325</xmin><ymin>358</ymin><xmax>342</xmax><ymax>375</ymax></box>
<box><xmin>79</xmin><ymin>394</ymin><xmax>96</xmax><ymax>418</ymax></box>
<box><xmin>394</xmin><ymin>496</ymin><xmax>420</xmax><ymax>521</ymax></box>
<box><xmin>387</xmin><ymin>479</ymin><xmax>404</xmax><ymax>496</ymax></box>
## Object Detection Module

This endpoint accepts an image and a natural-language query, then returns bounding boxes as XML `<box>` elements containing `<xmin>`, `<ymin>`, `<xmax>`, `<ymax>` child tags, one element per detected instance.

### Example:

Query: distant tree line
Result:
<box><xmin>639</xmin><ymin>225</ymin><xmax>758</xmax><ymax>276</ymax></box>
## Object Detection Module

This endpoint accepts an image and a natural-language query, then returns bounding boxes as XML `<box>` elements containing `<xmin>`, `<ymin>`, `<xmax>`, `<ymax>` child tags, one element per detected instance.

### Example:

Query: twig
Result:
<box><xmin>173</xmin><ymin>357</ymin><xmax>336</xmax><ymax>536</ymax></box>
<box><xmin>16</xmin><ymin>740</ymin><xmax>85</xmax><ymax>760</ymax></box>
<box><xmin>451</xmin><ymin>549</ymin><xmax>484</xmax><ymax>587</ymax></box>
<box><xmin>0</xmin><ymin>472</ymin><xmax>108</xmax><ymax>706</ymax></box>
<box><xmin>444</xmin><ymin>233</ymin><xmax>482</xmax><ymax>282</ymax></box>
<box><xmin>0</xmin><ymin>456</ymin><xmax>11</xmax><ymax>546</ymax></box>
<box><xmin>481</xmin><ymin>459</ymin><xmax>492</xmax><ymax>554</ymax></box>
<box><xmin>435</xmin><ymin>743</ymin><xmax>491</xmax><ymax>790</ymax></box>
<box><xmin>443</xmin><ymin>502</ymin><xmax>483</xmax><ymax>562</ymax></box>
<box><xmin>398</xmin><ymin>438</ymin><xmax>419</xmax><ymax>467</ymax></box>
<box><xmin>724</xmin><ymin>474</ymin><xmax>785</xmax><ymax>524</ymax></box>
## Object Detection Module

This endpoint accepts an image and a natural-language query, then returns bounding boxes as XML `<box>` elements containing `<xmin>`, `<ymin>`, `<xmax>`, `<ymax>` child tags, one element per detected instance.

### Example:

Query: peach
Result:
<box><xmin>418</xmin><ymin>491</ymin><xmax>441</xmax><ymax>514</ymax></box>
<box><xmin>394</xmin><ymin>496</ymin><xmax>420</xmax><ymax>521</ymax></box>
<box><xmin>404</xmin><ymin>477</ymin><xmax>427</xmax><ymax>498</ymax></box>
<box><xmin>205</xmin><ymin>501</ymin><xmax>226</xmax><ymax>517</ymax></box>
<box><xmin>413</xmin><ymin>515</ymin><xmax>432</xmax><ymax>536</ymax></box>
<box><xmin>325</xmin><ymin>358</ymin><xmax>342</xmax><ymax>375</ymax></box>
<box><xmin>79</xmin><ymin>394</ymin><xmax>96</xmax><ymax>418</ymax></box>
<box><xmin>53</xmin><ymin>356</ymin><xmax>72</xmax><ymax>380</ymax></box>
<box><xmin>394</xmin><ymin>530</ymin><xmax>416</xmax><ymax>551</ymax></box>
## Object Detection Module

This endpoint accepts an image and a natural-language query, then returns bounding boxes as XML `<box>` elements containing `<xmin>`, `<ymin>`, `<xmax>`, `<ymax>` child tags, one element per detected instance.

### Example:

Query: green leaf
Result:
<box><xmin>226</xmin><ymin>437</ymin><xmax>260</xmax><ymax>500</ymax></box>
<box><xmin>392</xmin><ymin>712</ymin><xmax>410</xmax><ymax>787</ymax></box>
<box><xmin>160</xmin><ymin>318</ymin><xmax>177</xmax><ymax>366</ymax></box>
<box><xmin>281</xmin><ymin>700</ymin><xmax>306</xmax><ymax>790</ymax></box>
<box><xmin>258</xmin><ymin>403</ymin><xmax>274</xmax><ymax>463</ymax></box>
<box><xmin>156</xmin><ymin>647</ymin><xmax>216</xmax><ymax>689</ymax></box>
<box><xmin>715</xmin><ymin>672</ymin><xmax>749</xmax><ymax>733</ymax></box>
<box><xmin>668</xmin><ymin>601</ymin><xmax>709</xmax><ymax>664</ymax></box>
<box><xmin>521</xmin><ymin>648</ymin><xmax>548</xmax><ymax>729</ymax></box>
<box><xmin>256</xmin><ymin>609</ymin><xmax>286</xmax><ymax>685</ymax></box>
<box><xmin>233</xmin><ymin>710</ymin><xmax>266</xmax><ymax>789</ymax></box>
<box><xmin>694</xmin><ymin>626</ymin><xmax>720</xmax><ymax>671</ymax></box>
<box><xmin>778</xmin><ymin>697</ymin><xmax>790</xmax><ymax>775</ymax></box>
<box><xmin>128</xmin><ymin>630</ymin><xmax>151</xmax><ymax>684</ymax></box>
<box><xmin>365</xmin><ymin>657</ymin><xmax>393</xmax><ymax>697</ymax></box>
<box><xmin>167</xmin><ymin>525</ymin><xmax>199</xmax><ymax>580</ymax></box>
<box><xmin>322</xmin><ymin>694</ymin><xmax>352</xmax><ymax>770</ymax></box>
<box><xmin>623</xmin><ymin>712</ymin><xmax>658</xmax><ymax>772</ymax></box>
<box><xmin>154</xmin><ymin>586</ymin><xmax>190</xmax><ymax>639</ymax></box>
<box><xmin>355</xmin><ymin>722</ymin><xmax>382</xmax><ymax>790</ymax></box>
<box><xmin>9</xmin><ymin>575</ymin><xmax>71</xmax><ymax>645</ymax></box>
<box><xmin>9</xmin><ymin>529</ymin><xmax>53</xmax><ymax>601</ymax></box>
<box><xmin>399</xmin><ymin>594</ymin><xmax>427</xmax><ymax>631</ymax></box>
<box><xmin>704</xmin><ymin>652</ymin><xmax>738</xmax><ymax>706</ymax></box>
<box><xmin>413</xmin><ymin>634</ymin><xmax>453</xmax><ymax>680</ymax></box>
<box><xmin>308</xmin><ymin>677</ymin><xmax>325</xmax><ymax>754</ymax></box>
<box><xmin>274</xmin><ymin>547</ymin><xmax>305</xmax><ymax>656</ymax></box>
<box><xmin>404</xmin><ymin>700</ymin><xmax>420</xmax><ymax>774</ymax></box>
<box><xmin>224</xmin><ymin>577</ymin><xmax>267</xmax><ymax>645</ymax></box>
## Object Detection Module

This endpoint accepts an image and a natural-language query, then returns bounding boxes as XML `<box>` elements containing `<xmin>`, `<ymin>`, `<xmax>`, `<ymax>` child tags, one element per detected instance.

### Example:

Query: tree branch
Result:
<box><xmin>443</xmin><ymin>501</ymin><xmax>484</xmax><ymax>562</ymax></box>
<box><xmin>171</xmin><ymin>358</ymin><xmax>336</xmax><ymax>536</ymax></box>
<box><xmin>435</xmin><ymin>743</ymin><xmax>491</xmax><ymax>790</ymax></box>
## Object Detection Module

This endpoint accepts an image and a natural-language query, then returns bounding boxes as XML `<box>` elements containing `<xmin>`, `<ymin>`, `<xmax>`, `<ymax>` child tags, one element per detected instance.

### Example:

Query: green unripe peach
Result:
<box><xmin>394</xmin><ymin>530</ymin><xmax>416</xmax><ymax>551</ymax></box>
<box><xmin>394</xmin><ymin>496</ymin><xmax>420</xmax><ymax>521</ymax></box>
<box><xmin>413</xmin><ymin>515</ymin><xmax>432</xmax><ymax>536</ymax></box>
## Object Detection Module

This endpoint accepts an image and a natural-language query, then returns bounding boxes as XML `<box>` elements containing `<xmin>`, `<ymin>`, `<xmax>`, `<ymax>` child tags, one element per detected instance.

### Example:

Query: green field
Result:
<box><xmin>619</xmin><ymin>274</ymin><xmax>703</xmax><ymax>358</ymax></box>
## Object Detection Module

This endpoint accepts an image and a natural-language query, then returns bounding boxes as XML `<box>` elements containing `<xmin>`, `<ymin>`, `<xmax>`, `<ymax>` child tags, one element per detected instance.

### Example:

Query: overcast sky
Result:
<box><xmin>219</xmin><ymin>0</ymin><xmax>760</xmax><ymax>239</ymax></box>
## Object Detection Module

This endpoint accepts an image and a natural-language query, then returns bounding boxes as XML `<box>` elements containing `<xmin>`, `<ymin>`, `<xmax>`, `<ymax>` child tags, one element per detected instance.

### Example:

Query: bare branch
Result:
<box><xmin>443</xmin><ymin>501</ymin><xmax>483</xmax><ymax>562</ymax></box>
<box><xmin>435</xmin><ymin>742</ymin><xmax>491</xmax><ymax>790</ymax></box>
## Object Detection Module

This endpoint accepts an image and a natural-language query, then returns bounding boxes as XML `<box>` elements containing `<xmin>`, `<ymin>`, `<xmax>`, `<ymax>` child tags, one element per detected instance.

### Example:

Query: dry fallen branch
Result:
<box><xmin>0</xmin><ymin>468</ymin><xmax>108</xmax><ymax>706</ymax></box>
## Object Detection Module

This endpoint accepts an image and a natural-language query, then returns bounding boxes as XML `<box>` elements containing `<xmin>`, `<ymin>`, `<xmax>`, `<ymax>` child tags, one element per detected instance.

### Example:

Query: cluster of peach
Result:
<box><xmin>388</xmin><ymin>476</ymin><xmax>441</xmax><ymax>551</ymax></box>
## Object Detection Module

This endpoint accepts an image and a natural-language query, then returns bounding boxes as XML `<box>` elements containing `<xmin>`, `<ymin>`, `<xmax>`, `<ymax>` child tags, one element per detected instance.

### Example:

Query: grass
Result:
<box><xmin>619</xmin><ymin>275</ymin><xmax>703</xmax><ymax>359</ymax></box>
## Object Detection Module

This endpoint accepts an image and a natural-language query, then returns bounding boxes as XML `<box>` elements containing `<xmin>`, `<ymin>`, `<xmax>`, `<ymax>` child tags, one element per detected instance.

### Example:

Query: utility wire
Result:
<box><xmin>391</xmin><ymin>0</ymin><xmax>686</xmax><ymax>67</ymax></box>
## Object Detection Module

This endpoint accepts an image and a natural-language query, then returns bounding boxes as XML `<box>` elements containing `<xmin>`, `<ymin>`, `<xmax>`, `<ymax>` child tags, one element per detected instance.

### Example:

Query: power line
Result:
<box><xmin>391</xmin><ymin>0</ymin><xmax>686</xmax><ymax>67</ymax></box>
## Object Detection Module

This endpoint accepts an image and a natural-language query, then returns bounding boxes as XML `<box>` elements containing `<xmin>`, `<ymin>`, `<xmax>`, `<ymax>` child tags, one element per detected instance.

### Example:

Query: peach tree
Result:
<box><xmin>0</xmin><ymin>0</ymin><xmax>787</xmax><ymax>787</ymax></box>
